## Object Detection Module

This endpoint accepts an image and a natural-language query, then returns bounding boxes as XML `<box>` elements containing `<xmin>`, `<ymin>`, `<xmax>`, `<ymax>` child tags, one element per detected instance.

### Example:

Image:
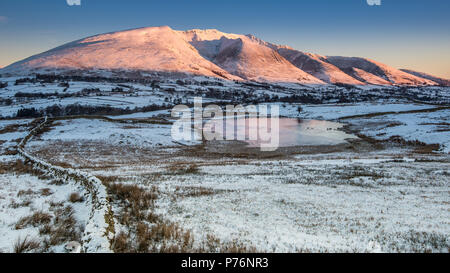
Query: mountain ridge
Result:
<box><xmin>1</xmin><ymin>26</ymin><xmax>446</xmax><ymax>86</ymax></box>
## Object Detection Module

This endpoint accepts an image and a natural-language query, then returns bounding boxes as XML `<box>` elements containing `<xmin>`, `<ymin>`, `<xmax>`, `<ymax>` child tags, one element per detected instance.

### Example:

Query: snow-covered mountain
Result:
<box><xmin>1</xmin><ymin>26</ymin><xmax>445</xmax><ymax>86</ymax></box>
<box><xmin>400</xmin><ymin>69</ymin><xmax>450</xmax><ymax>87</ymax></box>
<box><xmin>349</xmin><ymin>67</ymin><xmax>392</xmax><ymax>86</ymax></box>
<box><xmin>181</xmin><ymin>29</ymin><xmax>323</xmax><ymax>84</ymax></box>
<box><xmin>274</xmin><ymin>48</ymin><xmax>364</xmax><ymax>85</ymax></box>
<box><xmin>324</xmin><ymin>56</ymin><xmax>438</xmax><ymax>86</ymax></box>
<box><xmin>2</xmin><ymin>26</ymin><xmax>241</xmax><ymax>81</ymax></box>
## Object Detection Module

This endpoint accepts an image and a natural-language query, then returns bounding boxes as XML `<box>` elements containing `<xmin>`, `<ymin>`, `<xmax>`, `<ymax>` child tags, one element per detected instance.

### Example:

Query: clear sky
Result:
<box><xmin>0</xmin><ymin>0</ymin><xmax>449</xmax><ymax>78</ymax></box>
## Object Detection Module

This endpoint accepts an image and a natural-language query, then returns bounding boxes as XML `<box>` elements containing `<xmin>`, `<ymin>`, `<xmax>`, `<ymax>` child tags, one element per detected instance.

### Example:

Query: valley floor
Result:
<box><xmin>0</xmin><ymin>101</ymin><xmax>448</xmax><ymax>253</ymax></box>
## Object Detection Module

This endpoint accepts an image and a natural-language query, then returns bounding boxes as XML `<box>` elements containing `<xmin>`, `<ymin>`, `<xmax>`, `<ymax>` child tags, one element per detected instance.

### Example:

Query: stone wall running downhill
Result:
<box><xmin>17</xmin><ymin>116</ymin><xmax>116</xmax><ymax>253</ymax></box>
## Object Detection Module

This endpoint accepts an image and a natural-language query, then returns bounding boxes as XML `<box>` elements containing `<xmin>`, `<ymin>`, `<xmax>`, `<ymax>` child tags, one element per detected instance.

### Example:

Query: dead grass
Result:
<box><xmin>112</xmin><ymin>232</ymin><xmax>132</xmax><ymax>253</ymax></box>
<box><xmin>32</xmin><ymin>121</ymin><xmax>60</xmax><ymax>139</ymax></box>
<box><xmin>9</xmin><ymin>199</ymin><xmax>32</xmax><ymax>209</ymax></box>
<box><xmin>97</xmin><ymin>175</ymin><xmax>122</xmax><ymax>184</ymax></box>
<box><xmin>0</xmin><ymin>124</ymin><xmax>22</xmax><ymax>134</ymax></box>
<box><xmin>3</xmin><ymin>148</ymin><xmax>18</xmax><ymax>156</ymax></box>
<box><xmin>15</xmin><ymin>211</ymin><xmax>52</xmax><ymax>229</ymax></box>
<box><xmin>40</xmin><ymin>188</ymin><xmax>53</xmax><ymax>196</ymax></box>
<box><xmin>106</xmin><ymin>179</ymin><xmax>255</xmax><ymax>253</ymax></box>
<box><xmin>175</xmin><ymin>186</ymin><xmax>231</xmax><ymax>198</ymax></box>
<box><xmin>341</xmin><ymin>170</ymin><xmax>385</xmax><ymax>181</ymax></box>
<box><xmin>105</xmin><ymin>180</ymin><xmax>199</xmax><ymax>253</ymax></box>
<box><xmin>0</xmin><ymin>160</ymin><xmax>44</xmax><ymax>176</ymax></box>
<box><xmin>200</xmin><ymin>234</ymin><xmax>258</xmax><ymax>253</ymax></box>
<box><xmin>17</xmin><ymin>189</ymin><xmax>35</xmax><ymax>197</ymax></box>
<box><xmin>49</xmin><ymin>178</ymin><xmax>66</xmax><ymax>186</ymax></box>
<box><xmin>106</xmin><ymin>182</ymin><xmax>158</xmax><ymax>224</ymax></box>
<box><xmin>375</xmin><ymin>230</ymin><xmax>450</xmax><ymax>253</ymax></box>
<box><xmin>415</xmin><ymin>144</ymin><xmax>441</xmax><ymax>154</ymax></box>
<box><xmin>43</xmin><ymin>206</ymin><xmax>83</xmax><ymax>248</ymax></box>
<box><xmin>12</xmin><ymin>205</ymin><xmax>82</xmax><ymax>251</ymax></box>
<box><xmin>14</xmin><ymin>236</ymin><xmax>41</xmax><ymax>253</ymax></box>
<box><xmin>68</xmin><ymin>192</ymin><xmax>84</xmax><ymax>203</ymax></box>
<box><xmin>167</xmin><ymin>164</ymin><xmax>200</xmax><ymax>175</ymax></box>
<box><xmin>107</xmin><ymin>183</ymin><xmax>158</xmax><ymax>208</ymax></box>
<box><xmin>54</xmin><ymin>162</ymin><xmax>73</xmax><ymax>169</ymax></box>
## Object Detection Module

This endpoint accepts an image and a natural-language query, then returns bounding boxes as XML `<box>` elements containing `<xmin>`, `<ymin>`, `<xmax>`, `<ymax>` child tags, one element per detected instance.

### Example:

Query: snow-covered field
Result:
<box><xmin>0</xmin><ymin>155</ymin><xmax>90</xmax><ymax>253</ymax></box>
<box><xmin>0</xmin><ymin>75</ymin><xmax>448</xmax><ymax>253</ymax></box>
<box><xmin>32</xmin><ymin>119</ymin><xmax>176</xmax><ymax>148</ymax></box>
<box><xmin>353</xmin><ymin>109</ymin><xmax>450</xmax><ymax>153</ymax></box>
<box><xmin>14</xmin><ymin>109</ymin><xmax>448</xmax><ymax>253</ymax></box>
<box><xmin>154</xmin><ymin>154</ymin><xmax>449</xmax><ymax>252</ymax></box>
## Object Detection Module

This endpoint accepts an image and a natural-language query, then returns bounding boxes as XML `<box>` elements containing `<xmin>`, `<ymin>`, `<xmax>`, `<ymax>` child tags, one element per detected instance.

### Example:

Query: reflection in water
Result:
<box><xmin>205</xmin><ymin>118</ymin><xmax>358</xmax><ymax>148</ymax></box>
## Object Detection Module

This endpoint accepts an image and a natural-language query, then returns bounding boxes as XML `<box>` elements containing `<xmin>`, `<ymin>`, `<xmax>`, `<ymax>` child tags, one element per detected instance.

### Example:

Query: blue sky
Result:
<box><xmin>0</xmin><ymin>0</ymin><xmax>449</xmax><ymax>77</ymax></box>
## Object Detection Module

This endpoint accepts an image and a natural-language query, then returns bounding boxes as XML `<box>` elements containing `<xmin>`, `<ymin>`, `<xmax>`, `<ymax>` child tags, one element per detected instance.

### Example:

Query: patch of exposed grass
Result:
<box><xmin>106</xmin><ymin>179</ymin><xmax>255</xmax><ymax>253</ymax></box>
<box><xmin>167</xmin><ymin>164</ymin><xmax>200</xmax><ymax>175</ymax></box>
<box><xmin>17</xmin><ymin>189</ymin><xmax>35</xmax><ymax>197</ymax></box>
<box><xmin>197</xmin><ymin>234</ymin><xmax>258</xmax><ymax>253</ymax></box>
<box><xmin>43</xmin><ymin>206</ymin><xmax>83</xmax><ymax>248</ymax></box>
<box><xmin>375</xmin><ymin>230</ymin><xmax>450</xmax><ymax>253</ymax></box>
<box><xmin>49</xmin><ymin>178</ymin><xmax>66</xmax><ymax>186</ymax></box>
<box><xmin>175</xmin><ymin>186</ymin><xmax>231</xmax><ymax>198</ymax></box>
<box><xmin>15</xmin><ymin>211</ymin><xmax>52</xmax><ymax>229</ymax></box>
<box><xmin>68</xmin><ymin>192</ymin><xmax>84</xmax><ymax>203</ymax></box>
<box><xmin>112</xmin><ymin>232</ymin><xmax>132</xmax><ymax>253</ymax></box>
<box><xmin>9</xmin><ymin>199</ymin><xmax>32</xmax><ymax>209</ymax></box>
<box><xmin>13</xmin><ymin>236</ymin><xmax>41</xmax><ymax>253</ymax></box>
<box><xmin>40</xmin><ymin>188</ymin><xmax>53</xmax><ymax>196</ymax></box>
<box><xmin>0</xmin><ymin>160</ymin><xmax>45</xmax><ymax>176</ymax></box>
<box><xmin>0</xmin><ymin>124</ymin><xmax>22</xmax><ymax>135</ymax></box>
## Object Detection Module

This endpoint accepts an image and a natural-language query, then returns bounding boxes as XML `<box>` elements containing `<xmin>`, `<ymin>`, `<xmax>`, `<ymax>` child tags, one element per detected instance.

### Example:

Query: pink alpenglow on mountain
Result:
<box><xmin>324</xmin><ymin>56</ymin><xmax>438</xmax><ymax>86</ymax></box>
<box><xmin>1</xmin><ymin>26</ymin><xmax>444</xmax><ymax>86</ymax></box>
<box><xmin>275</xmin><ymin>48</ymin><xmax>364</xmax><ymax>85</ymax></box>
<box><xmin>400</xmin><ymin>69</ymin><xmax>450</xmax><ymax>87</ymax></box>
<box><xmin>2</xmin><ymin>26</ymin><xmax>241</xmax><ymax>80</ymax></box>
<box><xmin>181</xmin><ymin>29</ymin><xmax>324</xmax><ymax>84</ymax></box>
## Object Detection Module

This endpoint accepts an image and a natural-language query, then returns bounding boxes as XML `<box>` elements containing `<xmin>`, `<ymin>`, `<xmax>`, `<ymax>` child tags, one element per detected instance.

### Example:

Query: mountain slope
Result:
<box><xmin>2</xmin><ymin>26</ymin><xmax>241</xmax><ymax>80</ymax></box>
<box><xmin>0</xmin><ymin>26</ymin><xmax>444</xmax><ymax>86</ymax></box>
<box><xmin>274</xmin><ymin>48</ymin><xmax>364</xmax><ymax>85</ymax></box>
<box><xmin>180</xmin><ymin>29</ymin><xmax>324</xmax><ymax>84</ymax></box>
<box><xmin>400</xmin><ymin>69</ymin><xmax>450</xmax><ymax>86</ymax></box>
<box><xmin>350</xmin><ymin>68</ymin><xmax>392</xmax><ymax>85</ymax></box>
<box><xmin>325</xmin><ymin>56</ymin><xmax>438</xmax><ymax>86</ymax></box>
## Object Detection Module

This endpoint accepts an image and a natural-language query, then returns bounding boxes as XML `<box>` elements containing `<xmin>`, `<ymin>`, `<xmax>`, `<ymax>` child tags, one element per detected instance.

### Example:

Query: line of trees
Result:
<box><xmin>15</xmin><ymin>103</ymin><xmax>173</xmax><ymax>118</ymax></box>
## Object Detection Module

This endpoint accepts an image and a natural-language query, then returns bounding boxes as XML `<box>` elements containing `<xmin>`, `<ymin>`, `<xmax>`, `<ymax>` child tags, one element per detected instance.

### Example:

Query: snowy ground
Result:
<box><xmin>0</xmin><ymin>77</ymin><xmax>448</xmax><ymax>253</ymax></box>
<box><xmin>19</xmin><ymin>110</ymin><xmax>449</xmax><ymax>253</ymax></box>
<box><xmin>31</xmin><ymin>118</ymin><xmax>177</xmax><ymax>148</ymax></box>
<box><xmin>0</xmin><ymin>155</ymin><xmax>90</xmax><ymax>253</ymax></box>
<box><xmin>1</xmin><ymin>75</ymin><xmax>449</xmax><ymax>119</ymax></box>
<box><xmin>351</xmin><ymin>109</ymin><xmax>450</xmax><ymax>153</ymax></box>
<box><xmin>153</xmin><ymin>154</ymin><xmax>449</xmax><ymax>252</ymax></box>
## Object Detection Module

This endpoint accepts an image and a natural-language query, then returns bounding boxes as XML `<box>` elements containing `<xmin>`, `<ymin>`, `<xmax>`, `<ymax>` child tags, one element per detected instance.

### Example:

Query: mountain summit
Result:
<box><xmin>1</xmin><ymin>26</ymin><xmax>447</xmax><ymax>86</ymax></box>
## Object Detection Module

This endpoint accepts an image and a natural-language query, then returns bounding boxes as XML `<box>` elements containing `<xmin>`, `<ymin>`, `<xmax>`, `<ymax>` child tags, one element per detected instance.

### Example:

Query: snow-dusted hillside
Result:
<box><xmin>349</xmin><ymin>67</ymin><xmax>392</xmax><ymax>85</ymax></box>
<box><xmin>182</xmin><ymin>30</ymin><xmax>324</xmax><ymax>84</ymax></box>
<box><xmin>325</xmin><ymin>56</ymin><xmax>438</xmax><ymax>86</ymax></box>
<box><xmin>400</xmin><ymin>69</ymin><xmax>450</xmax><ymax>87</ymax></box>
<box><xmin>0</xmin><ymin>26</ymin><xmax>445</xmax><ymax>86</ymax></box>
<box><xmin>275</xmin><ymin>48</ymin><xmax>364</xmax><ymax>85</ymax></box>
<box><xmin>1</xmin><ymin>26</ymin><xmax>241</xmax><ymax>81</ymax></box>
